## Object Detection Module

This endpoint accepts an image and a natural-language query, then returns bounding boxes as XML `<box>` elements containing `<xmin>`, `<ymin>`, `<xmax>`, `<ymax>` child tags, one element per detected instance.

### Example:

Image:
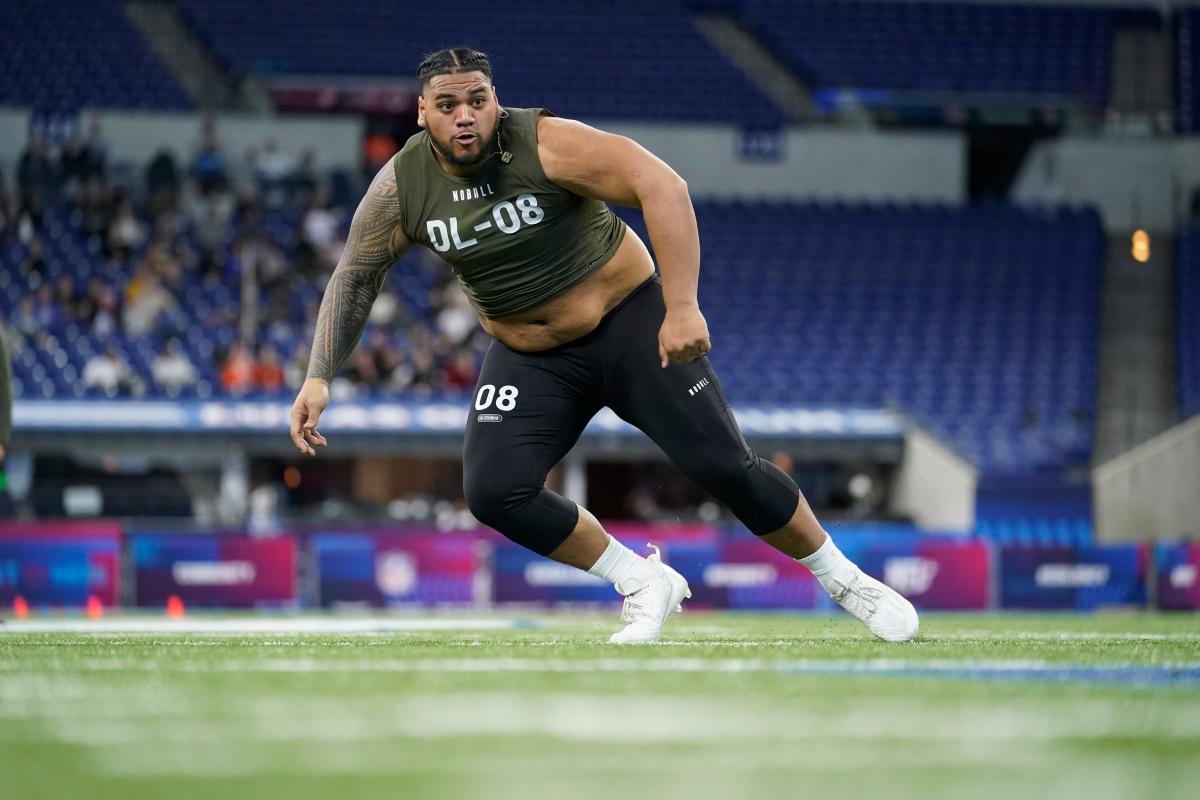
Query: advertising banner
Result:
<box><xmin>130</xmin><ymin>533</ymin><xmax>296</xmax><ymax>608</ymax></box>
<box><xmin>313</xmin><ymin>530</ymin><xmax>484</xmax><ymax>607</ymax></box>
<box><xmin>668</xmin><ymin>537</ymin><xmax>824</xmax><ymax>610</ymax></box>
<box><xmin>492</xmin><ymin>524</ymin><xmax>718</xmax><ymax>605</ymax></box>
<box><xmin>999</xmin><ymin>544</ymin><xmax>1147</xmax><ymax>610</ymax></box>
<box><xmin>840</xmin><ymin>537</ymin><xmax>992</xmax><ymax>610</ymax></box>
<box><xmin>1156</xmin><ymin>542</ymin><xmax>1200</xmax><ymax>610</ymax></box>
<box><xmin>0</xmin><ymin>522</ymin><xmax>120</xmax><ymax>607</ymax></box>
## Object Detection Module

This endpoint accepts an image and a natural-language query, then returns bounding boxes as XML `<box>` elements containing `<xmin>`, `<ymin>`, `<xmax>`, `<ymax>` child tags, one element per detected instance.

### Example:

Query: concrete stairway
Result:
<box><xmin>1110</xmin><ymin>26</ymin><xmax>1173</xmax><ymax>117</ymax></box>
<box><xmin>1093</xmin><ymin>233</ymin><xmax>1177</xmax><ymax>462</ymax></box>
<box><xmin>125</xmin><ymin>0</ymin><xmax>246</xmax><ymax>111</ymax></box>
<box><xmin>692</xmin><ymin>12</ymin><xmax>815</xmax><ymax>124</ymax></box>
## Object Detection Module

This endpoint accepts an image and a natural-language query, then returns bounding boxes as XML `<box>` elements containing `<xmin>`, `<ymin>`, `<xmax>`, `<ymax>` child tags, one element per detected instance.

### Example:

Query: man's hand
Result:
<box><xmin>658</xmin><ymin>304</ymin><xmax>711</xmax><ymax>368</ymax></box>
<box><xmin>290</xmin><ymin>378</ymin><xmax>330</xmax><ymax>456</ymax></box>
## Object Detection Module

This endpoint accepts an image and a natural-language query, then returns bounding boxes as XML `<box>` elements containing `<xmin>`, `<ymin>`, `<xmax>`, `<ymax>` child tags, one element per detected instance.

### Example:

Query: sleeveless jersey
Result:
<box><xmin>392</xmin><ymin>107</ymin><xmax>627</xmax><ymax>319</ymax></box>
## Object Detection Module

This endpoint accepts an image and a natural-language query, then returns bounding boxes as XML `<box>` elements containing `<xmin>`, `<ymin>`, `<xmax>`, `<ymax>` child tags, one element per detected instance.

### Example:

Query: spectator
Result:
<box><xmin>83</xmin><ymin>345</ymin><xmax>138</xmax><ymax>396</ymax></box>
<box><xmin>83</xmin><ymin>117</ymin><xmax>108</xmax><ymax>179</ymax></box>
<box><xmin>11</xmin><ymin>297</ymin><xmax>38</xmax><ymax>340</ymax></box>
<box><xmin>144</xmin><ymin>148</ymin><xmax>180</xmax><ymax>216</ymax></box>
<box><xmin>297</xmin><ymin>189</ymin><xmax>344</xmax><ymax>276</ymax></box>
<box><xmin>252</xmin><ymin>138</ymin><xmax>295</xmax><ymax>209</ymax></box>
<box><xmin>151</xmin><ymin>338</ymin><xmax>198</xmax><ymax>395</ymax></box>
<box><xmin>32</xmin><ymin>284</ymin><xmax>61</xmax><ymax>329</ymax></box>
<box><xmin>57</xmin><ymin>134</ymin><xmax>90</xmax><ymax>202</ymax></box>
<box><xmin>220</xmin><ymin>342</ymin><xmax>255</xmax><ymax>394</ymax></box>
<box><xmin>123</xmin><ymin>267</ymin><xmax>176</xmax><ymax>336</ymax></box>
<box><xmin>78</xmin><ymin>179</ymin><xmax>115</xmax><ymax>247</ymax></box>
<box><xmin>75</xmin><ymin>278</ymin><xmax>118</xmax><ymax>337</ymax></box>
<box><xmin>19</xmin><ymin>238</ymin><xmax>48</xmax><ymax>286</ymax></box>
<box><xmin>53</xmin><ymin>275</ymin><xmax>79</xmax><ymax>322</ymax></box>
<box><xmin>292</xmin><ymin>149</ymin><xmax>319</xmax><ymax>206</ymax></box>
<box><xmin>436</xmin><ymin>281</ymin><xmax>477</xmax><ymax>346</ymax></box>
<box><xmin>442</xmin><ymin>349</ymin><xmax>478</xmax><ymax>392</ymax></box>
<box><xmin>107</xmin><ymin>196</ymin><xmax>147</xmax><ymax>261</ymax></box>
<box><xmin>344</xmin><ymin>348</ymin><xmax>379</xmax><ymax>390</ymax></box>
<box><xmin>183</xmin><ymin>180</ymin><xmax>234</xmax><ymax>258</ymax></box>
<box><xmin>253</xmin><ymin>343</ymin><xmax>285</xmax><ymax>394</ymax></box>
<box><xmin>284</xmin><ymin>342</ymin><xmax>310</xmax><ymax>390</ymax></box>
<box><xmin>365</xmin><ymin>330</ymin><xmax>400</xmax><ymax>383</ymax></box>
<box><xmin>17</xmin><ymin>134</ymin><xmax>54</xmax><ymax>224</ymax></box>
<box><xmin>192</xmin><ymin>117</ymin><xmax>227</xmax><ymax>193</ymax></box>
<box><xmin>408</xmin><ymin>344</ymin><xmax>439</xmax><ymax>395</ymax></box>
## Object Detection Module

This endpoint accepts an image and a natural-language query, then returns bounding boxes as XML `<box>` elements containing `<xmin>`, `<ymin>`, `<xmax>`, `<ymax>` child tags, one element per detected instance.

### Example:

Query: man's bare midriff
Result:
<box><xmin>478</xmin><ymin>228</ymin><xmax>656</xmax><ymax>352</ymax></box>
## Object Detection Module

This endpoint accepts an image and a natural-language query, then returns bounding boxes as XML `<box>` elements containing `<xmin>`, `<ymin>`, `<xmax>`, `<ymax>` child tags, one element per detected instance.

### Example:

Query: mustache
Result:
<box><xmin>430</xmin><ymin>125</ymin><xmax>499</xmax><ymax>167</ymax></box>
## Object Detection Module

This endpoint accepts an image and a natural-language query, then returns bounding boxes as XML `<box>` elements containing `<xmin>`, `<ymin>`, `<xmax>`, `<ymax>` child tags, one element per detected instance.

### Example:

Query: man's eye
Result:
<box><xmin>439</xmin><ymin>104</ymin><xmax>452</xmax><ymax>111</ymax></box>
<box><xmin>472</xmin><ymin>98</ymin><xmax>485</xmax><ymax>106</ymax></box>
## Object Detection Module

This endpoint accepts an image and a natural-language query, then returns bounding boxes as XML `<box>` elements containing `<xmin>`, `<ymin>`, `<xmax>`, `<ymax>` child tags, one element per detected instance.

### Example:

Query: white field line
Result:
<box><xmin>935</xmin><ymin>631</ymin><xmax>1200</xmax><ymax>642</ymax></box>
<box><xmin>2</xmin><ymin>617</ymin><xmax>1197</xmax><ymax>642</ymax></box>
<box><xmin>2</xmin><ymin>656</ymin><xmax>1198</xmax><ymax>675</ymax></box>
<box><xmin>0</xmin><ymin>618</ymin><xmax>541</xmax><ymax>635</ymax></box>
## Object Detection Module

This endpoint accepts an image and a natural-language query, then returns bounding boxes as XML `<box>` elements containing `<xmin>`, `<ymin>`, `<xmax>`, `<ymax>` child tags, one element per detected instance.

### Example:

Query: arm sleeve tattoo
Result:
<box><xmin>306</xmin><ymin>165</ymin><xmax>405</xmax><ymax>382</ymax></box>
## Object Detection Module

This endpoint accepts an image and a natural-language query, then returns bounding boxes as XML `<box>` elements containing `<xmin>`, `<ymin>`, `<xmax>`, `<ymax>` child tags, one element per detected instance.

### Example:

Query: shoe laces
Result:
<box><xmin>831</xmin><ymin>575</ymin><xmax>883</xmax><ymax>618</ymax></box>
<box><xmin>619</xmin><ymin>543</ymin><xmax>664</xmax><ymax>624</ymax></box>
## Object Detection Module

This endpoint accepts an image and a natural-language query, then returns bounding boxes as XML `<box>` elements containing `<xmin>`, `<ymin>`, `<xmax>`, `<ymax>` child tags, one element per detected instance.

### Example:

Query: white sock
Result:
<box><xmin>588</xmin><ymin>535</ymin><xmax>660</xmax><ymax>595</ymax></box>
<box><xmin>797</xmin><ymin>534</ymin><xmax>857</xmax><ymax>594</ymax></box>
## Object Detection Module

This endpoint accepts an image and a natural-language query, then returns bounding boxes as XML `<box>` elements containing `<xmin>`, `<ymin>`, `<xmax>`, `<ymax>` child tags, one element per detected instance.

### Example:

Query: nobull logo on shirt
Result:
<box><xmin>451</xmin><ymin>184</ymin><xmax>495</xmax><ymax>203</ymax></box>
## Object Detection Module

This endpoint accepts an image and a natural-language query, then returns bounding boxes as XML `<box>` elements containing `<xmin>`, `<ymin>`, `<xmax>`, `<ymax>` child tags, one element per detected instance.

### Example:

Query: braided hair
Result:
<box><xmin>416</xmin><ymin>48</ymin><xmax>493</xmax><ymax>87</ymax></box>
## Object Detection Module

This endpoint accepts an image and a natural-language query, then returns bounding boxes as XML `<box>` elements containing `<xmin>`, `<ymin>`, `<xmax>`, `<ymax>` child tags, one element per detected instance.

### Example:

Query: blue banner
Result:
<box><xmin>999</xmin><ymin>544</ymin><xmax>1147</xmax><ymax>610</ymax></box>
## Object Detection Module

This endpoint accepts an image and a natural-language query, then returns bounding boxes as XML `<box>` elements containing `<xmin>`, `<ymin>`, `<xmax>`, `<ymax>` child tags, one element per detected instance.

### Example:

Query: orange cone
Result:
<box><xmin>166</xmin><ymin>595</ymin><xmax>185</xmax><ymax>619</ymax></box>
<box><xmin>85</xmin><ymin>595</ymin><xmax>103</xmax><ymax>619</ymax></box>
<box><xmin>13</xmin><ymin>596</ymin><xmax>29</xmax><ymax>619</ymax></box>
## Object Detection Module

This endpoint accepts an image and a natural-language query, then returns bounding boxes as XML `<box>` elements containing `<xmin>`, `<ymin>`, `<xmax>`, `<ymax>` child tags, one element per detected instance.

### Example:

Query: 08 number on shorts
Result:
<box><xmin>475</xmin><ymin>384</ymin><xmax>519</xmax><ymax>411</ymax></box>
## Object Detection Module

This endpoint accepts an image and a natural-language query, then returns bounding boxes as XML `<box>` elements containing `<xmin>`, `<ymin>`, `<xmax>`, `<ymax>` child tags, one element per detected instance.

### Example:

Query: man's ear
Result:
<box><xmin>416</xmin><ymin>96</ymin><xmax>427</xmax><ymax>129</ymax></box>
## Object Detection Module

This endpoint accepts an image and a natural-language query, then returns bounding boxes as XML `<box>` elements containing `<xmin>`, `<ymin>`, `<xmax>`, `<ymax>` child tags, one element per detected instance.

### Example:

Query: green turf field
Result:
<box><xmin>2</xmin><ymin>612</ymin><xmax>1198</xmax><ymax>800</ymax></box>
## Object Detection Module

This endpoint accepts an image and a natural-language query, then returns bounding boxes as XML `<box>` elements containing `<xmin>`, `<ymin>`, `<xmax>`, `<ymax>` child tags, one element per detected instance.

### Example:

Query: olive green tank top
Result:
<box><xmin>392</xmin><ymin>107</ymin><xmax>627</xmax><ymax>319</ymax></box>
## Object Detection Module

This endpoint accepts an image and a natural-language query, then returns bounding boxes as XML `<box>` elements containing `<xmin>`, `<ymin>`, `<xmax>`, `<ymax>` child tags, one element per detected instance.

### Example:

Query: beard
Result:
<box><xmin>428</xmin><ymin>121</ymin><xmax>499</xmax><ymax>169</ymax></box>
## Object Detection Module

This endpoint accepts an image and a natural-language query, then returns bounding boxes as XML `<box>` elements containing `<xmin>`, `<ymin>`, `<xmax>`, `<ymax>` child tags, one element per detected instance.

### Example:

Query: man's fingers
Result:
<box><xmin>291</xmin><ymin>432</ymin><xmax>313</xmax><ymax>456</ymax></box>
<box><xmin>290</xmin><ymin>406</ymin><xmax>305</xmax><ymax>438</ymax></box>
<box><xmin>290</xmin><ymin>406</ymin><xmax>318</xmax><ymax>456</ymax></box>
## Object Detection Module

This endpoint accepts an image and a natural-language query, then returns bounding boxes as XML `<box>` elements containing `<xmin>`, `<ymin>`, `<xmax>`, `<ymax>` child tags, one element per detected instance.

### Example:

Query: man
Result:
<box><xmin>291</xmin><ymin>48</ymin><xmax>918</xmax><ymax>644</ymax></box>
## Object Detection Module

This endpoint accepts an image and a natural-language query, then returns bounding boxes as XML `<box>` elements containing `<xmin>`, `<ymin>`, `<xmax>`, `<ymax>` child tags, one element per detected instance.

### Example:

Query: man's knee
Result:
<box><xmin>463</xmin><ymin>468</ymin><xmax>535</xmax><ymax>530</ymax></box>
<box><xmin>685</xmin><ymin>450</ymin><xmax>799</xmax><ymax>535</ymax></box>
<box><xmin>684</xmin><ymin>449</ymin><xmax>761</xmax><ymax>494</ymax></box>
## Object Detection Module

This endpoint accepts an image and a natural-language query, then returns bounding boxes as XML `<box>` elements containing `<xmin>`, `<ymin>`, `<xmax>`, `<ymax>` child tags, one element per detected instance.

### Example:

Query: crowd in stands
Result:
<box><xmin>0</xmin><ymin>118</ymin><xmax>488</xmax><ymax>402</ymax></box>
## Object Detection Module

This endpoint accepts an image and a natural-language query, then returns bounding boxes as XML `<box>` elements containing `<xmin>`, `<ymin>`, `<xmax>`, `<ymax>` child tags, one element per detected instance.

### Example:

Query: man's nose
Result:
<box><xmin>456</xmin><ymin>106</ymin><xmax>474</xmax><ymax>125</ymax></box>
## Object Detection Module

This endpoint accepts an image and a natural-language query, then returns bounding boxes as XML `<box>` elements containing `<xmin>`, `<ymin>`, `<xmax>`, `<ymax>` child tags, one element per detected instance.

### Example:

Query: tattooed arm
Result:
<box><xmin>290</xmin><ymin>163</ymin><xmax>409</xmax><ymax>455</ymax></box>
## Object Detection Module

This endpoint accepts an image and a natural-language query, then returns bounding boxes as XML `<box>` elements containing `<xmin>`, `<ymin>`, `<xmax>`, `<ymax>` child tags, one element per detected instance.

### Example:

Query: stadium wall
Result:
<box><xmin>1013</xmin><ymin>137</ymin><xmax>1200</xmax><ymax>233</ymax></box>
<box><xmin>92</xmin><ymin>111</ymin><xmax>365</xmax><ymax>172</ymax></box>
<box><xmin>599</xmin><ymin>123</ymin><xmax>965</xmax><ymax>202</ymax></box>
<box><xmin>1093</xmin><ymin>413</ymin><xmax>1200</xmax><ymax>542</ymax></box>
<box><xmin>890</xmin><ymin>426</ymin><xmax>978</xmax><ymax>532</ymax></box>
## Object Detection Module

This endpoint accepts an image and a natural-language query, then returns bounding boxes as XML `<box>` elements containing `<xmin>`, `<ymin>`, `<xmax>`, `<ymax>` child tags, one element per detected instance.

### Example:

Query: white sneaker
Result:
<box><xmin>609</xmin><ymin>544</ymin><xmax>691</xmax><ymax>644</ymax></box>
<box><xmin>827</xmin><ymin>568</ymin><xmax>920</xmax><ymax>643</ymax></box>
